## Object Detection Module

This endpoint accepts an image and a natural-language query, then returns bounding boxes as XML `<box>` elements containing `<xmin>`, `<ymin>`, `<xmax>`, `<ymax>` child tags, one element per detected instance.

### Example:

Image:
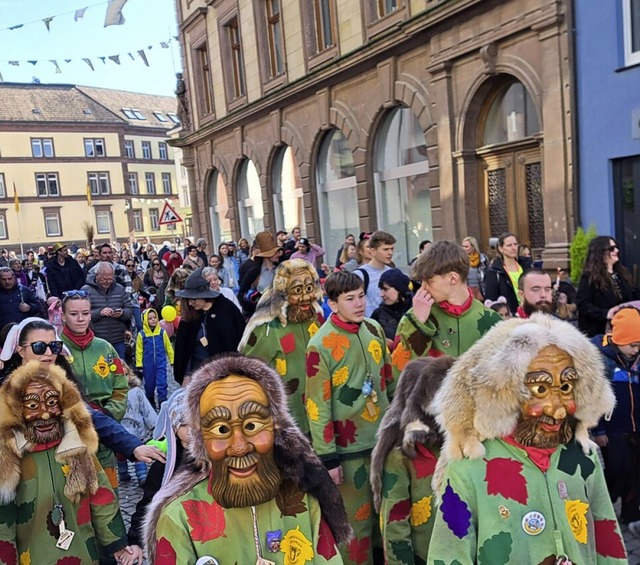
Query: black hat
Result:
<box><xmin>298</xmin><ymin>237</ymin><xmax>310</xmax><ymax>247</ymax></box>
<box><xmin>379</xmin><ymin>268</ymin><xmax>411</xmax><ymax>295</ymax></box>
<box><xmin>175</xmin><ymin>268</ymin><xmax>220</xmax><ymax>299</ymax></box>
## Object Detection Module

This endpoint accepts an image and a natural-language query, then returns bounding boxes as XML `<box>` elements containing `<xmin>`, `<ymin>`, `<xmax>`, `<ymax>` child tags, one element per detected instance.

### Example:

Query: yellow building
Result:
<box><xmin>0</xmin><ymin>82</ymin><xmax>192</xmax><ymax>253</ymax></box>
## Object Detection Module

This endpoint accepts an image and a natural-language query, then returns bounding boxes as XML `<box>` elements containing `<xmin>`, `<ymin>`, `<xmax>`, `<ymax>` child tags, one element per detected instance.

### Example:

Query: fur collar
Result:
<box><xmin>144</xmin><ymin>354</ymin><xmax>352</xmax><ymax>561</ymax></box>
<box><xmin>0</xmin><ymin>361</ymin><xmax>99</xmax><ymax>504</ymax></box>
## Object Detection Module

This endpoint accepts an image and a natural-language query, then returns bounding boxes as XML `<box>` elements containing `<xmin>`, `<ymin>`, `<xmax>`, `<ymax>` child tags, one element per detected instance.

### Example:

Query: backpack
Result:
<box><xmin>355</xmin><ymin>268</ymin><xmax>370</xmax><ymax>293</ymax></box>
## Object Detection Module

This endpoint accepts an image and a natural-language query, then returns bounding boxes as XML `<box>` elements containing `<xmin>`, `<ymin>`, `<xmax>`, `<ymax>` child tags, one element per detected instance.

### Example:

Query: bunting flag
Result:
<box><xmin>74</xmin><ymin>8</ymin><xmax>87</xmax><ymax>21</ymax></box>
<box><xmin>43</xmin><ymin>17</ymin><xmax>54</xmax><ymax>32</ymax></box>
<box><xmin>137</xmin><ymin>49</ymin><xmax>148</xmax><ymax>67</ymax></box>
<box><xmin>82</xmin><ymin>58</ymin><xmax>95</xmax><ymax>71</ymax></box>
<box><xmin>8</xmin><ymin>61</ymin><xmax>19</xmax><ymax>66</ymax></box>
<box><xmin>13</xmin><ymin>182</ymin><xmax>19</xmax><ymax>213</ymax></box>
<box><xmin>8</xmin><ymin>24</ymin><xmax>23</xmax><ymax>31</ymax></box>
<box><xmin>108</xmin><ymin>55</ymin><xmax>120</xmax><ymax>65</ymax></box>
<box><xmin>28</xmin><ymin>61</ymin><xmax>37</xmax><ymax>66</ymax></box>
<box><xmin>104</xmin><ymin>0</ymin><xmax>129</xmax><ymax>27</ymax></box>
<box><xmin>86</xmin><ymin>183</ymin><xmax>93</xmax><ymax>207</ymax></box>
<box><xmin>50</xmin><ymin>60</ymin><xmax>61</xmax><ymax>74</ymax></box>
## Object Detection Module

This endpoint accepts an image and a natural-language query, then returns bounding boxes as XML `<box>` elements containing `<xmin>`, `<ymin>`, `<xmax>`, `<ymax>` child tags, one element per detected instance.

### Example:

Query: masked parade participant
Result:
<box><xmin>0</xmin><ymin>362</ymin><xmax>129</xmax><ymax>564</ymax></box>
<box><xmin>239</xmin><ymin>258</ymin><xmax>324</xmax><ymax>434</ymax></box>
<box><xmin>427</xmin><ymin>313</ymin><xmax>627</xmax><ymax>564</ymax></box>
<box><xmin>145</xmin><ymin>354</ymin><xmax>351</xmax><ymax>564</ymax></box>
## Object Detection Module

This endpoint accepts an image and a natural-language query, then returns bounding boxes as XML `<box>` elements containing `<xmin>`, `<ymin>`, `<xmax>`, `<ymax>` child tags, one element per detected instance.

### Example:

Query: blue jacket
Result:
<box><xmin>0</xmin><ymin>283</ymin><xmax>42</xmax><ymax>328</ymax></box>
<box><xmin>592</xmin><ymin>335</ymin><xmax>640</xmax><ymax>435</ymax></box>
<box><xmin>135</xmin><ymin>308</ymin><xmax>174</xmax><ymax>379</ymax></box>
<box><xmin>90</xmin><ymin>407</ymin><xmax>141</xmax><ymax>460</ymax></box>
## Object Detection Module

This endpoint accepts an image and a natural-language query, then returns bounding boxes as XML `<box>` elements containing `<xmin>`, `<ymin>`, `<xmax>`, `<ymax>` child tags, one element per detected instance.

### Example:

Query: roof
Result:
<box><xmin>0</xmin><ymin>82</ymin><xmax>179</xmax><ymax>129</ymax></box>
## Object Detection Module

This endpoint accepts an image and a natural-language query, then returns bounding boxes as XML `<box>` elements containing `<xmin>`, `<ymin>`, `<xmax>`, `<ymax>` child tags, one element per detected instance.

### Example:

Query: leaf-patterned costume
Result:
<box><xmin>427</xmin><ymin>438</ymin><xmax>627</xmax><ymax>565</ymax></box>
<box><xmin>152</xmin><ymin>478</ymin><xmax>343</xmax><ymax>565</ymax></box>
<box><xmin>392</xmin><ymin>300</ymin><xmax>501</xmax><ymax>376</ymax></box>
<box><xmin>381</xmin><ymin>444</ymin><xmax>438</xmax><ymax>565</ymax></box>
<box><xmin>306</xmin><ymin>316</ymin><xmax>394</xmax><ymax>565</ymax></box>
<box><xmin>242</xmin><ymin>313</ymin><xmax>323</xmax><ymax>434</ymax></box>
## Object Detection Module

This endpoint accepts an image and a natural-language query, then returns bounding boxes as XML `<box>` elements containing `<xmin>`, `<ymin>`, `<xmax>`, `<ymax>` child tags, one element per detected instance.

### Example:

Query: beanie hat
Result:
<box><xmin>610</xmin><ymin>307</ymin><xmax>640</xmax><ymax>346</ymax></box>
<box><xmin>379</xmin><ymin>268</ymin><xmax>411</xmax><ymax>295</ymax></box>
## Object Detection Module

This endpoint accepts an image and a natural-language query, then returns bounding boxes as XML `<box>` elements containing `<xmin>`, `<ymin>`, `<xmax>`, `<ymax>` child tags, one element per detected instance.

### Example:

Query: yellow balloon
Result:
<box><xmin>161</xmin><ymin>305</ymin><xmax>177</xmax><ymax>323</ymax></box>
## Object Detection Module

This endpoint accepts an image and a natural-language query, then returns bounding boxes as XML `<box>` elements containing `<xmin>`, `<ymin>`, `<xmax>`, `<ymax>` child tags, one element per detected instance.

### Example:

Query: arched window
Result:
<box><xmin>207</xmin><ymin>171</ymin><xmax>231</xmax><ymax>247</ymax></box>
<box><xmin>272</xmin><ymin>146</ymin><xmax>303</xmax><ymax>231</ymax></box>
<box><xmin>316</xmin><ymin>129</ymin><xmax>358</xmax><ymax>263</ymax></box>
<box><xmin>373</xmin><ymin>107</ymin><xmax>431</xmax><ymax>267</ymax></box>
<box><xmin>237</xmin><ymin>159</ymin><xmax>264</xmax><ymax>239</ymax></box>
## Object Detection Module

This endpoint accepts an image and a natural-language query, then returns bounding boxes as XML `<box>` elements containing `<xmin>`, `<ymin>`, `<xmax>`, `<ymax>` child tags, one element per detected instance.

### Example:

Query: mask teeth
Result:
<box><xmin>227</xmin><ymin>452</ymin><xmax>258</xmax><ymax>469</ymax></box>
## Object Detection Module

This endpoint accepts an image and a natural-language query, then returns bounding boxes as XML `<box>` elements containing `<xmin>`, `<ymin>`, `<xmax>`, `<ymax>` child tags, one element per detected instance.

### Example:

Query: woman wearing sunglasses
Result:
<box><xmin>143</xmin><ymin>259</ymin><xmax>169</xmax><ymax>289</ymax></box>
<box><xmin>577</xmin><ymin>235</ymin><xmax>640</xmax><ymax>337</ymax></box>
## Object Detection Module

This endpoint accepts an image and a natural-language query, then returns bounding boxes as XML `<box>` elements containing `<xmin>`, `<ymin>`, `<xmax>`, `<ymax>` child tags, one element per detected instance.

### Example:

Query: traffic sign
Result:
<box><xmin>158</xmin><ymin>201</ymin><xmax>182</xmax><ymax>225</ymax></box>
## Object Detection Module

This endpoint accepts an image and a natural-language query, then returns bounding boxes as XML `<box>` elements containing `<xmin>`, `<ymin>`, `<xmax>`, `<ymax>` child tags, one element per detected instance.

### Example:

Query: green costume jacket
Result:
<box><xmin>0</xmin><ymin>450</ymin><xmax>126</xmax><ymax>565</ymax></box>
<box><xmin>392</xmin><ymin>301</ymin><xmax>501</xmax><ymax>375</ymax></box>
<box><xmin>153</xmin><ymin>478</ymin><xmax>344</xmax><ymax>564</ymax></box>
<box><xmin>427</xmin><ymin>438</ymin><xmax>627</xmax><ymax>564</ymax></box>
<box><xmin>306</xmin><ymin>317</ymin><xmax>393</xmax><ymax>463</ymax></box>
<box><xmin>381</xmin><ymin>444</ymin><xmax>438</xmax><ymax>565</ymax></box>
<box><xmin>242</xmin><ymin>313</ymin><xmax>324</xmax><ymax>434</ymax></box>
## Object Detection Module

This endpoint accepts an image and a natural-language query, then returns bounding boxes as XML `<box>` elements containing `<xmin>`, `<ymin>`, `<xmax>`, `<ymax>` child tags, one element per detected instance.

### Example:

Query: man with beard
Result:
<box><xmin>239</xmin><ymin>258</ymin><xmax>324</xmax><ymax>434</ymax></box>
<box><xmin>145</xmin><ymin>355</ymin><xmax>351</xmax><ymax>564</ymax></box>
<box><xmin>426</xmin><ymin>314</ymin><xmax>627</xmax><ymax>564</ymax></box>
<box><xmin>516</xmin><ymin>268</ymin><xmax>554</xmax><ymax>318</ymax></box>
<box><xmin>0</xmin><ymin>361</ymin><xmax>130</xmax><ymax>564</ymax></box>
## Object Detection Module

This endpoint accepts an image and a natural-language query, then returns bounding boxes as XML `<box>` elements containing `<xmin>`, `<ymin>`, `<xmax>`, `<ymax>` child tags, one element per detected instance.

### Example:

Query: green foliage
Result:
<box><xmin>569</xmin><ymin>224</ymin><xmax>597</xmax><ymax>284</ymax></box>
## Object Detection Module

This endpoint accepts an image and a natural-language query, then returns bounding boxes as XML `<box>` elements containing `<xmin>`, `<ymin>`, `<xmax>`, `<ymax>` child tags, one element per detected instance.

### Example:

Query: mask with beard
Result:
<box><xmin>200</xmin><ymin>375</ymin><xmax>281</xmax><ymax>508</ymax></box>
<box><xmin>514</xmin><ymin>345</ymin><xmax>578</xmax><ymax>449</ymax></box>
<box><xmin>286</xmin><ymin>269</ymin><xmax>317</xmax><ymax>323</ymax></box>
<box><xmin>22</xmin><ymin>380</ymin><xmax>63</xmax><ymax>445</ymax></box>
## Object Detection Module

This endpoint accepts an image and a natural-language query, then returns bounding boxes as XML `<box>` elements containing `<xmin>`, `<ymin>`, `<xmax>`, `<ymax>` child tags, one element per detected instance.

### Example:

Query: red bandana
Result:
<box><xmin>31</xmin><ymin>439</ymin><xmax>62</xmax><ymax>452</ymax></box>
<box><xmin>503</xmin><ymin>434</ymin><xmax>557</xmax><ymax>472</ymax></box>
<box><xmin>62</xmin><ymin>326</ymin><xmax>95</xmax><ymax>350</ymax></box>
<box><xmin>438</xmin><ymin>287</ymin><xmax>474</xmax><ymax>317</ymax></box>
<box><xmin>330</xmin><ymin>314</ymin><xmax>360</xmax><ymax>334</ymax></box>
<box><xmin>516</xmin><ymin>306</ymin><xmax>529</xmax><ymax>319</ymax></box>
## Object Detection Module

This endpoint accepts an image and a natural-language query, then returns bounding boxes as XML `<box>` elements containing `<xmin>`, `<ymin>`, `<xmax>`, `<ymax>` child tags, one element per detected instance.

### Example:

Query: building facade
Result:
<box><xmin>0</xmin><ymin>83</ymin><xmax>191</xmax><ymax>253</ymax></box>
<box><xmin>174</xmin><ymin>0</ymin><xmax>575</xmax><ymax>267</ymax></box>
<box><xmin>574</xmin><ymin>0</ymin><xmax>640</xmax><ymax>280</ymax></box>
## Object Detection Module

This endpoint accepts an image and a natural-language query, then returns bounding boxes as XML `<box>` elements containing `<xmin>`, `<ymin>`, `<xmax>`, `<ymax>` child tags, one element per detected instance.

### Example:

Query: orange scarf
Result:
<box><xmin>469</xmin><ymin>251</ymin><xmax>480</xmax><ymax>268</ymax></box>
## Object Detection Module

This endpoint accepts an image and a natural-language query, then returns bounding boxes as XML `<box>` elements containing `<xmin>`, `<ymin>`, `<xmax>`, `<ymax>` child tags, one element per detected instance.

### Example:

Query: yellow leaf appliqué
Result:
<box><xmin>275</xmin><ymin>358</ymin><xmax>287</xmax><ymax>376</ymax></box>
<box><xmin>332</xmin><ymin>366</ymin><xmax>349</xmax><ymax>387</ymax></box>
<box><xmin>306</xmin><ymin>398</ymin><xmax>319</xmax><ymax>422</ymax></box>
<box><xmin>281</xmin><ymin>525</ymin><xmax>314</xmax><ymax>564</ymax></box>
<box><xmin>410</xmin><ymin>496</ymin><xmax>433</xmax><ymax>527</ymax></box>
<box><xmin>565</xmin><ymin>499</ymin><xmax>589</xmax><ymax>544</ymax></box>
<box><xmin>368</xmin><ymin>339</ymin><xmax>382</xmax><ymax>365</ymax></box>
<box><xmin>19</xmin><ymin>549</ymin><xmax>30</xmax><ymax>565</ymax></box>
<box><xmin>308</xmin><ymin>322</ymin><xmax>319</xmax><ymax>337</ymax></box>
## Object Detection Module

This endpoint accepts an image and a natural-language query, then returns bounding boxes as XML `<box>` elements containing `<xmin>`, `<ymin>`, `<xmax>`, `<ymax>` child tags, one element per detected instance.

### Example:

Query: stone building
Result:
<box><xmin>174</xmin><ymin>0</ymin><xmax>574</xmax><ymax>267</ymax></box>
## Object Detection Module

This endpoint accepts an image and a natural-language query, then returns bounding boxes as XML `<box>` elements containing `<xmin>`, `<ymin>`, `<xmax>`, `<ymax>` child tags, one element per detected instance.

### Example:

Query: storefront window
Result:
<box><xmin>208</xmin><ymin>171</ymin><xmax>232</xmax><ymax>246</ymax></box>
<box><xmin>272</xmin><ymin>146</ymin><xmax>303</xmax><ymax>231</ymax></box>
<box><xmin>237</xmin><ymin>159</ymin><xmax>264</xmax><ymax>239</ymax></box>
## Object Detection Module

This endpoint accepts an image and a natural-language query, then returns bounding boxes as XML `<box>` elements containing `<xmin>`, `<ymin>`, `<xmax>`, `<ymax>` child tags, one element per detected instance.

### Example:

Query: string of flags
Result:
<box><xmin>1</xmin><ymin>0</ymin><xmax>130</xmax><ymax>33</ymax></box>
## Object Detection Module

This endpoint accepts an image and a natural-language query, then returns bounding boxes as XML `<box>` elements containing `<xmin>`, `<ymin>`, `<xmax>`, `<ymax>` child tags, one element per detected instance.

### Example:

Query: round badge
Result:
<box><xmin>195</xmin><ymin>557</ymin><xmax>219</xmax><ymax>565</ymax></box>
<box><xmin>522</xmin><ymin>511</ymin><xmax>546</xmax><ymax>535</ymax></box>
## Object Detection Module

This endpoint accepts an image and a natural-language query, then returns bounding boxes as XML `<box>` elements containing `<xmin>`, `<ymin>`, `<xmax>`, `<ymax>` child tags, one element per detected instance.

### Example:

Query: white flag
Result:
<box><xmin>104</xmin><ymin>0</ymin><xmax>128</xmax><ymax>27</ymax></box>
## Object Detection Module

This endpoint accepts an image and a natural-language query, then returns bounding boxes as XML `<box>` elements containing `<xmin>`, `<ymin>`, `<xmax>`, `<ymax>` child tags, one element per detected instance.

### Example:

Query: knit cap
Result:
<box><xmin>611</xmin><ymin>307</ymin><xmax>640</xmax><ymax>346</ymax></box>
<box><xmin>379</xmin><ymin>268</ymin><xmax>411</xmax><ymax>295</ymax></box>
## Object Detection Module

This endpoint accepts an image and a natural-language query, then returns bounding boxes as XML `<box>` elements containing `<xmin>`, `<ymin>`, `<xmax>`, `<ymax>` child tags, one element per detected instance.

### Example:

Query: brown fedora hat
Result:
<box><xmin>254</xmin><ymin>231</ymin><xmax>282</xmax><ymax>258</ymax></box>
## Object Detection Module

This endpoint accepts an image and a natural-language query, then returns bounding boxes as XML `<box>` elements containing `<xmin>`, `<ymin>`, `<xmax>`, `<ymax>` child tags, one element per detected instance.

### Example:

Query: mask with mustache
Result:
<box><xmin>286</xmin><ymin>269</ymin><xmax>317</xmax><ymax>323</ymax></box>
<box><xmin>22</xmin><ymin>380</ymin><xmax>64</xmax><ymax>445</ymax></box>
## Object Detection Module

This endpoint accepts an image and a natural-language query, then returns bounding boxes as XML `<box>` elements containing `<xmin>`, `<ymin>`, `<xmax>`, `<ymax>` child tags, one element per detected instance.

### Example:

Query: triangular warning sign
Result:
<box><xmin>158</xmin><ymin>201</ymin><xmax>182</xmax><ymax>225</ymax></box>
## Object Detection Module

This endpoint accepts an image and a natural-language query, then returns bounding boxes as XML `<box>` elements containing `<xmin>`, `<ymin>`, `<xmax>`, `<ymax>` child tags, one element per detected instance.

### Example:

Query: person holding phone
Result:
<box><xmin>81</xmin><ymin>261</ymin><xmax>132</xmax><ymax>360</ymax></box>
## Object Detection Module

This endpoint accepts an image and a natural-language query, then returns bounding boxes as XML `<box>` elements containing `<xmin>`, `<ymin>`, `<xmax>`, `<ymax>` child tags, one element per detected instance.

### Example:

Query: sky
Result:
<box><xmin>0</xmin><ymin>0</ymin><xmax>181</xmax><ymax>96</ymax></box>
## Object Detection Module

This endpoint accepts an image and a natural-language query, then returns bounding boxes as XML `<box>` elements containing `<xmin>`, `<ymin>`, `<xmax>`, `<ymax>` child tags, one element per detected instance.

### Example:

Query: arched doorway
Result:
<box><xmin>237</xmin><ymin>159</ymin><xmax>264</xmax><ymax>239</ymax></box>
<box><xmin>207</xmin><ymin>170</ymin><xmax>232</xmax><ymax>247</ymax></box>
<box><xmin>272</xmin><ymin>145</ymin><xmax>303</xmax><ymax>231</ymax></box>
<box><xmin>476</xmin><ymin>78</ymin><xmax>544</xmax><ymax>251</ymax></box>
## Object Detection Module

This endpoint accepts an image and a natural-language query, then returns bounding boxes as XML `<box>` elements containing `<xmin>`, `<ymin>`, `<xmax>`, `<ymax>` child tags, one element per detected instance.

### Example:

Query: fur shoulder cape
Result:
<box><xmin>370</xmin><ymin>356</ymin><xmax>452</xmax><ymax>511</ymax></box>
<box><xmin>144</xmin><ymin>354</ymin><xmax>352</xmax><ymax>561</ymax></box>
<box><xmin>238</xmin><ymin>258</ymin><xmax>324</xmax><ymax>351</ymax></box>
<box><xmin>0</xmin><ymin>361</ymin><xmax>99</xmax><ymax>504</ymax></box>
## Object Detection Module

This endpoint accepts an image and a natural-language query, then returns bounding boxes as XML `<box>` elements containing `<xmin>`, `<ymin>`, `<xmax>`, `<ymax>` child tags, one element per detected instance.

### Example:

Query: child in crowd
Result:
<box><xmin>47</xmin><ymin>296</ymin><xmax>63</xmax><ymax>334</ymax></box>
<box><xmin>484</xmin><ymin>297</ymin><xmax>512</xmax><ymax>320</ymax></box>
<box><xmin>592</xmin><ymin>307</ymin><xmax>640</xmax><ymax>526</ymax></box>
<box><xmin>135</xmin><ymin>308</ymin><xmax>174</xmax><ymax>408</ymax></box>
<box><xmin>118</xmin><ymin>364</ymin><xmax>157</xmax><ymax>486</ymax></box>
<box><xmin>371</xmin><ymin>268</ymin><xmax>413</xmax><ymax>347</ymax></box>
<box><xmin>306</xmin><ymin>270</ymin><xmax>394</xmax><ymax>565</ymax></box>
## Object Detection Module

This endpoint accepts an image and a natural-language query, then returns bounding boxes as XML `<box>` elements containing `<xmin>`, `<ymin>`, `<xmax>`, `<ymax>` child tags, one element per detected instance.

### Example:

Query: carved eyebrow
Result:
<box><xmin>45</xmin><ymin>390</ymin><xmax>59</xmax><ymax>399</ymax></box>
<box><xmin>561</xmin><ymin>367</ymin><xmax>578</xmax><ymax>381</ymax></box>
<box><xmin>524</xmin><ymin>371</ymin><xmax>553</xmax><ymax>384</ymax></box>
<box><xmin>239</xmin><ymin>401</ymin><xmax>270</xmax><ymax>419</ymax></box>
<box><xmin>201</xmin><ymin>406</ymin><xmax>231</xmax><ymax>427</ymax></box>
<box><xmin>22</xmin><ymin>394</ymin><xmax>41</xmax><ymax>402</ymax></box>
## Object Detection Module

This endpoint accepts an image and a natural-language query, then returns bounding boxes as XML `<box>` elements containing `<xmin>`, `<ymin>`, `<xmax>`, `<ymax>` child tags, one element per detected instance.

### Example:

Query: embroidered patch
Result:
<box><xmin>281</xmin><ymin>526</ymin><xmax>314</xmax><ymax>565</ymax></box>
<box><xmin>92</xmin><ymin>355</ymin><xmax>110</xmax><ymax>378</ymax></box>
<box><xmin>565</xmin><ymin>499</ymin><xmax>589</xmax><ymax>544</ymax></box>
<box><xmin>498</xmin><ymin>505</ymin><xmax>510</xmax><ymax>519</ymax></box>
<box><xmin>266</xmin><ymin>530</ymin><xmax>282</xmax><ymax>552</ymax></box>
<box><xmin>522</xmin><ymin>511</ymin><xmax>545</xmax><ymax>536</ymax></box>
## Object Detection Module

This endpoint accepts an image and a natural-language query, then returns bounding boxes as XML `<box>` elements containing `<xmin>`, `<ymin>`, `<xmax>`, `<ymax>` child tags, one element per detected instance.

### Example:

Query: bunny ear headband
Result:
<box><xmin>484</xmin><ymin>296</ymin><xmax>507</xmax><ymax>309</ymax></box>
<box><xmin>0</xmin><ymin>317</ymin><xmax>70</xmax><ymax>362</ymax></box>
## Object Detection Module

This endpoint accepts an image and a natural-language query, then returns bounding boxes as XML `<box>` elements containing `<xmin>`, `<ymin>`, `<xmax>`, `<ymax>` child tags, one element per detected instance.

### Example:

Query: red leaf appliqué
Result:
<box><xmin>334</xmin><ymin>419</ymin><xmax>357</xmax><ymax>447</ymax></box>
<box><xmin>484</xmin><ymin>458</ymin><xmax>528</xmax><ymax>505</ymax></box>
<box><xmin>76</xmin><ymin>496</ymin><xmax>91</xmax><ymax>525</ymax></box>
<box><xmin>323</xmin><ymin>422</ymin><xmax>335</xmax><ymax>443</ymax></box>
<box><xmin>388</xmin><ymin>499</ymin><xmax>411</xmax><ymax>522</ymax></box>
<box><xmin>411</xmin><ymin>446</ymin><xmax>437</xmax><ymax>479</ymax></box>
<box><xmin>0</xmin><ymin>540</ymin><xmax>17</xmax><ymax>565</ymax></box>
<box><xmin>306</xmin><ymin>350</ymin><xmax>321</xmax><ymax>378</ymax></box>
<box><xmin>347</xmin><ymin>536</ymin><xmax>371</xmax><ymax>564</ymax></box>
<box><xmin>280</xmin><ymin>333</ymin><xmax>296</xmax><ymax>354</ymax></box>
<box><xmin>155</xmin><ymin>536</ymin><xmax>177</xmax><ymax>565</ymax></box>
<box><xmin>317</xmin><ymin>518</ymin><xmax>338</xmax><ymax>559</ymax></box>
<box><xmin>594</xmin><ymin>519</ymin><xmax>626</xmax><ymax>558</ymax></box>
<box><xmin>90</xmin><ymin>486</ymin><xmax>116</xmax><ymax>506</ymax></box>
<box><xmin>54</xmin><ymin>558</ymin><xmax>82</xmax><ymax>565</ymax></box>
<box><xmin>182</xmin><ymin>499</ymin><xmax>227</xmax><ymax>542</ymax></box>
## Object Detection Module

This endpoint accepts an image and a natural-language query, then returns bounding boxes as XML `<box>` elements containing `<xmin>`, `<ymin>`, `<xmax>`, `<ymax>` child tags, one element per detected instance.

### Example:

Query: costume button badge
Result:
<box><xmin>522</xmin><ymin>511</ymin><xmax>546</xmax><ymax>535</ymax></box>
<box><xmin>195</xmin><ymin>558</ymin><xmax>219</xmax><ymax>565</ymax></box>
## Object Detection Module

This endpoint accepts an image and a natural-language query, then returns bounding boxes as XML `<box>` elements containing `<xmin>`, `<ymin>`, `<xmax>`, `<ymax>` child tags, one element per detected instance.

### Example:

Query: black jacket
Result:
<box><xmin>483</xmin><ymin>257</ymin><xmax>520</xmax><ymax>314</ymax></box>
<box><xmin>0</xmin><ymin>284</ymin><xmax>42</xmax><ymax>328</ymax></box>
<box><xmin>173</xmin><ymin>295</ymin><xmax>246</xmax><ymax>384</ymax></box>
<box><xmin>577</xmin><ymin>271</ymin><xmax>640</xmax><ymax>337</ymax></box>
<box><xmin>45</xmin><ymin>256</ymin><xmax>85</xmax><ymax>298</ymax></box>
<box><xmin>371</xmin><ymin>300</ymin><xmax>411</xmax><ymax>340</ymax></box>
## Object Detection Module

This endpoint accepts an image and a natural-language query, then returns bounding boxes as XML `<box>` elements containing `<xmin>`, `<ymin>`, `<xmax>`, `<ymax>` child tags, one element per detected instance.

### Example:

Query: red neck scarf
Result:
<box><xmin>31</xmin><ymin>439</ymin><xmax>62</xmax><ymax>452</ymax></box>
<box><xmin>438</xmin><ymin>287</ymin><xmax>474</xmax><ymax>317</ymax></box>
<box><xmin>503</xmin><ymin>434</ymin><xmax>557</xmax><ymax>472</ymax></box>
<box><xmin>62</xmin><ymin>326</ymin><xmax>95</xmax><ymax>350</ymax></box>
<box><xmin>516</xmin><ymin>306</ymin><xmax>529</xmax><ymax>319</ymax></box>
<box><xmin>330</xmin><ymin>314</ymin><xmax>361</xmax><ymax>334</ymax></box>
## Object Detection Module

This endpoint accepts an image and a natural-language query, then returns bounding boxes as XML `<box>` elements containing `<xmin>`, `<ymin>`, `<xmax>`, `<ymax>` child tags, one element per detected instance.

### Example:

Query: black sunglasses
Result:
<box><xmin>126</xmin><ymin>263</ymin><xmax>135</xmax><ymax>267</ymax></box>
<box><xmin>22</xmin><ymin>340</ymin><xmax>64</xmax><ymax>355</ymax></box>
<box><xmin>153</xmin><ymin>262</ymin><xmax>161</xmax><ymax>266</ymax></box>
<box><xmin>606</xmin><ymin>245</ymin><xmax>619</xmax><ymax>252</ymax></box>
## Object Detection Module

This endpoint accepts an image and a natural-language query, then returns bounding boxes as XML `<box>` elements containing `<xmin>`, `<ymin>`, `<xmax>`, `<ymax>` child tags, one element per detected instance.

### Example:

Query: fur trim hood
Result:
<box><xmin>370</xmin><ymin>356</ymin><xmax>452</xmax><ymax>511</ymax></box>
<box><xmin>144</xmin><ymin>354</ymin><xmax>352</xmax><ymax>560</ymax></box>
<box><xmin>433</xmin><ymin>314</ymin><xmax>615</xmax><ymax>470</ymax></box>
<box><xmin>238</xmin><ymin>259</ymin><xmax>323</xmax><ymax>350</ymax></box>
<box><xmin>0</xmin><ymin>361</ymin><xmax>99</xmax><ymax>504</ymax></box>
